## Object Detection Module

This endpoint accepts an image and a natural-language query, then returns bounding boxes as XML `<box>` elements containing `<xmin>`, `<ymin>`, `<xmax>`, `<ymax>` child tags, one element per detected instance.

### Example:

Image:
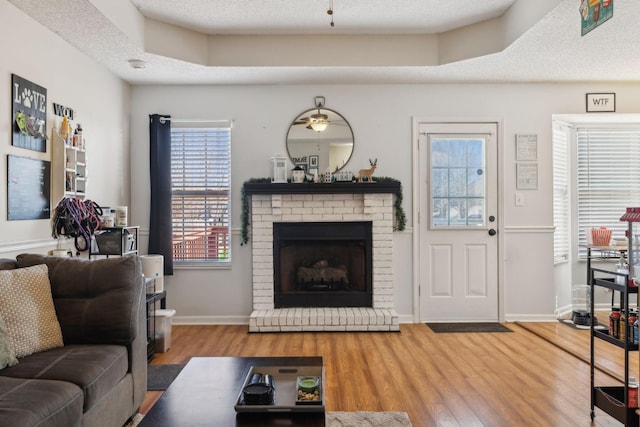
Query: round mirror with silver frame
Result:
<box><xmin>286</xmin><ymin>98</ymin><xmax>354</xmax><ymax>174</ymax></box>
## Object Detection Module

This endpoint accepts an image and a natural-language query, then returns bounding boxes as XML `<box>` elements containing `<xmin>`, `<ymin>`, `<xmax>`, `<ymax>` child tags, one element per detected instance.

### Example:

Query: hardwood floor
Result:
<box><xmin>143</xmin><ymin>322</ymin><xmax>628</xmax><ymax>426</ymax></box>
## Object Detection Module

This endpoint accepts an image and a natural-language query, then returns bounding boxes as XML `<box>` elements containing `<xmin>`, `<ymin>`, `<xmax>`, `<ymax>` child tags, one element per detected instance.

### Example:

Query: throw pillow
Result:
<box><xmin>0</xmin><ymin>314</ymin><xmax>18</xmax><ymax>368</ymax></box>
<box><xmin>0</xmin><ymin>264</ymin><xmax>63</xmax><ymax>358</ymax></box>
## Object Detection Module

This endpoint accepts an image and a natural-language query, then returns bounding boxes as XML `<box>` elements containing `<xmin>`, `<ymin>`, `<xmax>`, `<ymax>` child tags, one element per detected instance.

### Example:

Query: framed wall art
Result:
<box><xmin>309</xmin><ymin>155</ymin><xmax>319</xmax><ymax>168</ymax></box>
<box><xmin>11</xmin><ymin>74</ymin><xmax>48</xmax><ymax>152</ymax></box>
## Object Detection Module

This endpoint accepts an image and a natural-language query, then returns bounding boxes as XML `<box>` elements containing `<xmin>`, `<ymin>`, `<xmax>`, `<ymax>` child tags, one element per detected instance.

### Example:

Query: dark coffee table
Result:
<box><xmin>139</xmin><ymin>356</ymin><xmax>325</xmax><ymax>427</ymax></box>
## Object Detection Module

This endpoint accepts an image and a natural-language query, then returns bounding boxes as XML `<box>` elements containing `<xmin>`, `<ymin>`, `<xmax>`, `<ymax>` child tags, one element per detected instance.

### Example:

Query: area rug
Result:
<box><xmin>426</xmin><ymin>322</ymin><xmax>512</xmax><ymax>333</ymax></box>
<box><xmin>125</xmin><ymin>412</ymin><xmax>412</xmax><ymax>427</ymax></box>
<box><xmin>147</xmin><ymin>364</ymin><xmax>185</xmax><ymax>390</ymax></box>
<box><xmin>327</xmin><ymin>411</ymin><xmax>412</xmax><ymax>426</ymax></box>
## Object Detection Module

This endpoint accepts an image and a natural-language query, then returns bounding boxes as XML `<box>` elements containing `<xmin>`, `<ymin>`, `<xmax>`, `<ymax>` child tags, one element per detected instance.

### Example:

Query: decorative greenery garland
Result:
<box><xmin>240</xmin><ymin>177</ymin><xmax>271</xmax><ymax>245</ymax></box>
<box><xmin>240</xmin><ymin>177</ymin><xmax>406</xmax><ymax>245</ymax></box>
<box><xmin>372</xmin><ymin>176</ymin><xmax>406</xmax><ymax>232</ymax></box>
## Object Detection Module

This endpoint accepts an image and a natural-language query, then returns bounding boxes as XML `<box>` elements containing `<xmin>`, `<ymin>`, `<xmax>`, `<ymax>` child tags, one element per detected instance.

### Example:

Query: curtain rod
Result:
<box><xmin>158</xmin><ymin>117</ymin><xmax>233</xmax><ymax>126</ymax></box>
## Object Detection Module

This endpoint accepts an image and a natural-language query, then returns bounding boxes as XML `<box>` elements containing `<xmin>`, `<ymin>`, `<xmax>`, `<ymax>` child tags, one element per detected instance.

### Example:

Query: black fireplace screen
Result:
<box><xmin>273</xmin><ymin>221</ymin><xmax>372</xmax><ymax>308</ymax></box>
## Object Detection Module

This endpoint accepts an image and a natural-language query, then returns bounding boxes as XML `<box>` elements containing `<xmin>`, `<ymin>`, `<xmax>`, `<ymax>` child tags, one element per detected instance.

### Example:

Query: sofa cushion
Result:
<box><xmin>0</xmin><ymin>259</ymin><xmax>17</xmax><ymax>271</ymax></box>
<box><xmin>0</xmin><ymin>264</ymin><xmax>64</xmax><ymax>358</ymax></box>
<box><xmin>0</xmin><ymin>344</ymin><xmax>129</xmax><ymax>413</ymax></box>
<box><xmin>0</xmin><ymin>315</ymin><xmax>18</xmax><ymax>369</ymax></box>
<box><xmin>0</xmin><ymin>376</ymin><xmax>83</xmax><ymax>427</ymax></box>
<box><xmin>16</xmin><ymin>254</ymin><xmax>142</xmax><ymax>346</ymax></box>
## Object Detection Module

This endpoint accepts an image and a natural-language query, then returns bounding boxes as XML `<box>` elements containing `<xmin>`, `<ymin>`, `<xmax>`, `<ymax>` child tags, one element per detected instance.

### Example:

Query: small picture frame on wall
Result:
<box><xmin>309</xmin><ymin>155</ymin><xmax>319</xmax><ymax>168</ymax></box>
<box><xmin>586</xmin><ymin>93</ymin><xmax>615</xmax><ymax>112</ymax></box>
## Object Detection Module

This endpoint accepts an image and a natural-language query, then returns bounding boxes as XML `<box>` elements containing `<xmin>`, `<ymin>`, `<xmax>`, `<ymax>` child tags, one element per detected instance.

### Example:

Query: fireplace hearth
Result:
<box><xmin>274</xmin><ymin>221</ymin><xmax>372</xmax><ymax>308</ymax></box>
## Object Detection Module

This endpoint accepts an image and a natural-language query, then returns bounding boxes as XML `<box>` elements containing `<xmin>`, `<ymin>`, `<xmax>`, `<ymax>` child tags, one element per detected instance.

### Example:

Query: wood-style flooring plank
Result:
<box><xmin>143</xmin><ymin>323</ymin><xmax>628</xmax><ymax>426</ymax></box>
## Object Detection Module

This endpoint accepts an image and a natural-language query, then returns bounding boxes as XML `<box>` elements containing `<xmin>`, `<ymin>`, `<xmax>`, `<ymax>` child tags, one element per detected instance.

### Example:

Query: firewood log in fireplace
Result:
<box><xmin>297</xmin><ymin>262</ymin><xmax>349</xmax><ymax>286</ymax></box>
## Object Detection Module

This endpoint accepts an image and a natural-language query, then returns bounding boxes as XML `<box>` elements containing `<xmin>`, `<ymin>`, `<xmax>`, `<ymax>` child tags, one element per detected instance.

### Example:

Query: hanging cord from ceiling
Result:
<box><xmin>327</xmin><ymin>0</ymin><xmax>334</xmax><ymax>27</ymax></box>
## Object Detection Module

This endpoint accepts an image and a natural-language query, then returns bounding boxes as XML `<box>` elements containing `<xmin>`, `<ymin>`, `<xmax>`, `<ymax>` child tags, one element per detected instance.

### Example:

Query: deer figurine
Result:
<box><xmin>358</xmin><ymin>158</ymin><xmax>377</xmax><ymax>182</ymax></box>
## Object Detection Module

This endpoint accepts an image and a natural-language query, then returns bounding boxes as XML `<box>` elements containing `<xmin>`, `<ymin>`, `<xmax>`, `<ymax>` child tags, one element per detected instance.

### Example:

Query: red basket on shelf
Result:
<box><xmin>591</xmin><ymin>227</ymin><xmax>612</xmax><ymax>246</ymax></box>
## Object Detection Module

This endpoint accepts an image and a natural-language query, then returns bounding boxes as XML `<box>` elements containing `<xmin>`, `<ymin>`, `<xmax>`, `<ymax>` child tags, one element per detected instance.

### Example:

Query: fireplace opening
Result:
<box><xmin>274</xmin><ymin>221</ymin><xmax>372</xmax><ymax>308</ymax></box>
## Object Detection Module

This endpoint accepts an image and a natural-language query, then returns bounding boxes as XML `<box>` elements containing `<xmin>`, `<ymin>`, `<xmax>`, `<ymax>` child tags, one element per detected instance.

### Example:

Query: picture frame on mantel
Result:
<box><xmin>309</xmin><ymin>155</ymin><xmax>319</xmax><ymax>168</ymax></box>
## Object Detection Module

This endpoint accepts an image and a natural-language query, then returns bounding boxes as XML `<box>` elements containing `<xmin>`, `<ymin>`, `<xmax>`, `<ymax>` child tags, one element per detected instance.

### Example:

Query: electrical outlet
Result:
<box><xmin>515</xmin><ymin>192</ymin><xmax>525</xmax><ymax>207</ymax></box>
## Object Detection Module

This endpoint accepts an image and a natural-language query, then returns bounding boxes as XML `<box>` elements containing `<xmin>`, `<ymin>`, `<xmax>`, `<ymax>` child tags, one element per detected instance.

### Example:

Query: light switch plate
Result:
<box><xmin>515</xmin><ymin>192</ymin><xmax>524</xmax><ymax>207</ymax></box>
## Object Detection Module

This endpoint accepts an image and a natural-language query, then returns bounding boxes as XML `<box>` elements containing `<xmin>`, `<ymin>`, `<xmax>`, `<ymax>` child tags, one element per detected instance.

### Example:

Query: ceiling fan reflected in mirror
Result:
<box><xmin>294</xmin><ymin>96</ymin><xmax>345</xmax><ymax>132</ymax></box>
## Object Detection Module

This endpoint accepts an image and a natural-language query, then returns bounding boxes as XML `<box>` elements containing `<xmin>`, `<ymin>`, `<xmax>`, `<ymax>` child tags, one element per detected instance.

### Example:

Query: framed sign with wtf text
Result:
<box><xmin>586</xmin><ymin>93</ymin><xmax>615</xmax><ymax>112</ymax></box>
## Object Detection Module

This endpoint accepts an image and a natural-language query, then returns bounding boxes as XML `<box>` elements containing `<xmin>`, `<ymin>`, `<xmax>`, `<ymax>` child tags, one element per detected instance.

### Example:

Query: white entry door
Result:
<box><xmin>418</xmin><ymin>122</ymin><xmax>499</xmax><ymax>322</ymax></box>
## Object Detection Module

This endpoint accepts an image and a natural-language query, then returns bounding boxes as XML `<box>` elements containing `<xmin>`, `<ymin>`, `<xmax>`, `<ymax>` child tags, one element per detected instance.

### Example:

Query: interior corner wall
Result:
<box><xmin>0</xmin><ymin>2</ymin><xmax>131</xmax><ymax>257</ymax></box>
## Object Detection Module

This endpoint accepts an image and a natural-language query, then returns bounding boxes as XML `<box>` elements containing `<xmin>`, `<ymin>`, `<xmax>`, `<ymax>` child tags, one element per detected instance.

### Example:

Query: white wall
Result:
<box><xmin>4</xmin><ymin>0</ymin><xmax>640</xmax><ymax>323</ymax></box>
<box><xmin>130</xmin><ymin>83</ymin><xmax>640</xmax><ymax>323</ymax></box>
<box><xmin>0</xmin><ymin>2</ymin><xmax>131</xmax><ymax>258</ymax></box>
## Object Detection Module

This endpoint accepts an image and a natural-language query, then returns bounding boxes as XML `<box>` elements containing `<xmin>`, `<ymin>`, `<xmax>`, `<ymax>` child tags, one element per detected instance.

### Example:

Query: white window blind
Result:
<box><xmin>553</xmin><ymin>123</ymin><xmax>570</xmax><ymax>263</ymax></box>
<box><xmin>577</xmin><ymin>126</ymin><xmax>640</xmax><ymax>257</ymax></box>
<box><xmin>171</xmin><ymin>122</ymin><xmax>231</xmax><ymax>262</ymax></box>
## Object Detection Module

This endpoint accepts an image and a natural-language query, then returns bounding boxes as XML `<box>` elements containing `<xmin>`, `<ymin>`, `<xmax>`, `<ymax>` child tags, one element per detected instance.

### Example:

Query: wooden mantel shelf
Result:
<box><xmin>243</xmin><ymin>181</ymin><xmax>401</xmax><ymax>196</ymax></box>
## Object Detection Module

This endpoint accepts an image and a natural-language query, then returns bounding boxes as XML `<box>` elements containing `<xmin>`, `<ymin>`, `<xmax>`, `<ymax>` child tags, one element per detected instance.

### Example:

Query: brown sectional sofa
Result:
<box><xmin>0</xmin><ymin>254</ymin><xmax>147</xmax><ymax>427</ymax></box>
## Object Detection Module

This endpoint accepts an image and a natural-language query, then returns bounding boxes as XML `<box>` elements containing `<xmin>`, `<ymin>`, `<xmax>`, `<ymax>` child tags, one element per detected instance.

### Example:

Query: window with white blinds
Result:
<box><xmin>553</xmin><ymin>123</ymin><xmax>570</xmax><ymax>263</ymax></box>
<box><xmin>170</xmin><ymin>122</ymin><xmax>231</xmax><ymax>262</ymax></box>
<box><xmin>577</xmin><ymin>126</ymin><xmax>640</xmax><ymax>257</ymax></box>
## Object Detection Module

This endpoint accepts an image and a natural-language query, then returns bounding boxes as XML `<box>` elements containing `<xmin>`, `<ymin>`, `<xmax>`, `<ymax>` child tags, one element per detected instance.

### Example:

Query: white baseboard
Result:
<box><xmin>504</xmin><ymin>314</ymin><xmax>559</xmax><ymax>322</ymax></box>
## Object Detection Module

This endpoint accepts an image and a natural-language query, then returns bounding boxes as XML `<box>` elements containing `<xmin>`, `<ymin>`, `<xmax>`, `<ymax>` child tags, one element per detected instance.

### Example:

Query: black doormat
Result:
<box><xmin>426</xmin><ymin>322</ymin><xmax>512</xmax><ymax>333</ymax></box>
<box><xmin>147</xmin><ymin>364</ymin><xmax>185</xmax><ymax>391</ymax></box>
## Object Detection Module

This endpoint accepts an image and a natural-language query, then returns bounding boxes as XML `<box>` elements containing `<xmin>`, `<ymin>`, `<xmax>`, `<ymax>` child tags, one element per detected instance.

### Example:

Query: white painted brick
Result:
<box><xmin>324</xmin><ymin>325</ymin><xmax>347</xmax><ymax>331</ymax></box>
<box><xmin>254</xmin><ymin>302</ymin><xmax>272</xmax><ymax>310</ymax></box>
<box><xmin>253</xmin><ymin>248</ymin><xmax>273</xmax><ymax>258</ymax></box>
<box><xmin>360</xmin><ymin>309</ymin><xmax>370</xmax><ymax>325</ymax></box>
<box><xmin>334</xmin><ymin>207</ymin><xmax>355</xmax><ymax>215</ymax></box>
<box><xmin>339</xmin><ymin>307</ymin><xmax>347</xmax><ymax>325</ymax></box>
<box><xmin>282</xmin><ymin>215</ymin><xmax>304</xmax><ymax>221</ymax></box>
<box><xmin>253</xmin><ymin>290</ymin><xmax>273</xmax><ymax>298</ymax></box>
<box><xmin>253</xmin><ymin>207</ymin><xmax>275</xmax><ymax>215</ymax></box>
<box><xmin>317</xmin><ymin>309</ymin><xmax>325</xmax><ymax>325</ymax></box>
<box><xmin>353</xmin><ymin>309</ymin><xmax>362</xmax><ymax>325</ymax></box>
<box><xmin>333</xmin><ymin>194</ymin><xmax>355</xmax><ymax>201</ymax></box>
<box><xmin>324</xmin><ymin>200</ymin><xmax>345</xmax><ymax>208</ymax></box>
<box><xmin>281</xmin><ymin>325</ymin><xmax>303</xmax><ymax>332</ymax></box>
<box><xmin>312</xmin><ymin>194</ymin><xmax>334</xmax><ymax>201</ymax></box>
<box><xmin>368</xmin><ymin>325</ymin><xmax>391</xmax><ymax>331</ymax></box>
<box><xmin>303</xmin><ymin>201</ymin><xmax>326</xmax><ymax>208</ymax></box>
<box><xmin>319</xmin><ymin>214</ymin><xmax>344</xmax><ymax>221</ymax></box>
<box><xmin>271</xmin><ymin>195</ymin><xmax>282</xmax><ymax>208</ymax></box>
<box><xmin>302</xmin><ymin>325</ymin><xmax>325</xmax><ymax>331</ymax></box>
<box><xmin>283</xmin><ymin>200</ymin><xmax>304</xmax><ymax>208</ymax></box>
<box><xmin>259</xmin><ymin>326</ymin><xmax>281</xmax><ymax>332</ymax></box>
<box><xmin>364</xmin><ymin>199</ymin><xmax>385</xmax><ymax>208</ymax></box>
<box><xmin>302</xmin><ymin>309</ymin><xmax>310</xmax><ymax>326</ymax></box>
<box><xmin>331</xmin><ymin>308</ymin><xmax>340</xmax><ymax>325</ymax></box>
<box><xmin>363</xmin><ymin>213</ymin><xmax>384</xmax><ymax>221</ymax></box>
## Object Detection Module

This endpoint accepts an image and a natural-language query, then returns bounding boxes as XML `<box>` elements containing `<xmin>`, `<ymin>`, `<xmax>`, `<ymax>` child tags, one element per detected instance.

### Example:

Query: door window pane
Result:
<box><xmin>430</xmin><ymin>136</ymin><xmax>487</xmax><ymax>228</ymax></box>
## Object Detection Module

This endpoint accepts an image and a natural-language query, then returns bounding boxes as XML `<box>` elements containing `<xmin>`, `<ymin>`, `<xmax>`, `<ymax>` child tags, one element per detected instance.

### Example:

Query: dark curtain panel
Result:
<box><xmin>149</xmin><ymin>114</ymin><xmax>173</xmax><ymax>275</ymax></box>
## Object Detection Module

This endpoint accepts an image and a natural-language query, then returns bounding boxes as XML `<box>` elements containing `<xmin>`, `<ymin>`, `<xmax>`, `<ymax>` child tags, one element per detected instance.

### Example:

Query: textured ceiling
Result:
<box><xmin>128</xmin><ymin>0</ymin><xmax>516</xmax><ymax>34</ymax></box>
<box><xmin>8</xmin><ymin>0</ymin><xmax>640</xmax><ymax>85</ymax></box>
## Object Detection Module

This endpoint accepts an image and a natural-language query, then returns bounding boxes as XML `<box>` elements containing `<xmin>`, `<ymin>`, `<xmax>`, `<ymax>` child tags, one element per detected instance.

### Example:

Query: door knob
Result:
<box><xmin>489</xmin><ymin>216</ymin><xmax>495</xmax><ymax>222</ymax></box>
<box><xmin>488</xmin><ymin>229</ymin><xmax>497</xmax><ymax>236</ymax></box>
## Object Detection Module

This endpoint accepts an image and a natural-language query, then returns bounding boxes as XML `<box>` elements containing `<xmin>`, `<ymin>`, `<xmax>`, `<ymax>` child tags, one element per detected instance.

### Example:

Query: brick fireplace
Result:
<box><xmin>245</xmin><ymin>182</ymin><xmax>400</xmax><ymax>332</ymax></box>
